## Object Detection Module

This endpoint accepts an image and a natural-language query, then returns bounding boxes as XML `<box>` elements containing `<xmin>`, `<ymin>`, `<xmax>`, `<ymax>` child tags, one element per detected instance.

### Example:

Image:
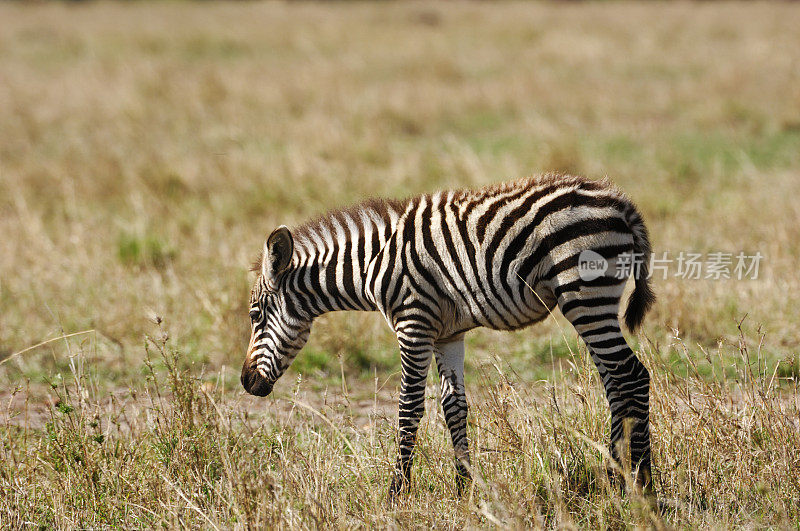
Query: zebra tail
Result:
<box><xmin>623</xmin><ymin>207</ymin><xmax>656</xmax><ymax>332</ymax></box>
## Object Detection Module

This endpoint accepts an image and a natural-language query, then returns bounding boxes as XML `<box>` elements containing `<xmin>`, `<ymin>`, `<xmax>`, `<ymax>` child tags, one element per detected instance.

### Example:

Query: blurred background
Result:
<box><xmin>1</xmin><ymin>0</ymin><xmax>799</xmax><ymax>395</ymax></box>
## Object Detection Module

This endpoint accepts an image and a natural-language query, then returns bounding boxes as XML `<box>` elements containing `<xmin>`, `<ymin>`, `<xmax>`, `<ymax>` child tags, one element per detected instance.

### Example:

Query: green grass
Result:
<box><xmin>2</xmin><ymin>0</ymin><xmax>800</xmax><ymax>527</ymax></box>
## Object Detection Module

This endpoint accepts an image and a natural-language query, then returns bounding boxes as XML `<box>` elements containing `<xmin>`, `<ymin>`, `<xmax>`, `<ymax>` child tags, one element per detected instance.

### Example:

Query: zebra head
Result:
<box><xmin>241</xmin><ymin>226</ymin><xmax>311</xmax><ymax>397</ymax></box>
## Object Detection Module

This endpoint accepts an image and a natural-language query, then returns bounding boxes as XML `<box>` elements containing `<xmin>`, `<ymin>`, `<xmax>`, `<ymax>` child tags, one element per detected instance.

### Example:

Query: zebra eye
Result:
<box><xmin>249</xmin><ymin>308</ymin><xmax>261</xmax><ymax>322</ymax></box>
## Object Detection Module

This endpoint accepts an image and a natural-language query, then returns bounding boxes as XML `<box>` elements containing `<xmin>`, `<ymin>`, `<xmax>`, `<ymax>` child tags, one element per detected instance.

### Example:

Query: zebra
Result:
<box><xmin>241</xmin><ymin>174</ymin><xmax>655</xmax><ymax>497</ymax></box>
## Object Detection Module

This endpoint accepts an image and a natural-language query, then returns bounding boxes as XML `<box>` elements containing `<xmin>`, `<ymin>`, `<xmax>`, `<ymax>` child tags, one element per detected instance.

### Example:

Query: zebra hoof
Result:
<box><xmin>387</xmin><ymin>472</ymin><xmax>410</xmax><ymax>501</ymax></box>
<box><xmin>454</xmin><ymin>462</ymin><xmax>472</xmax><ymax>497</ymax></box>
<box><xmin>455</xmin><ymin>472</ymin><xmax>472</xmax><ymax>498</ymax></box>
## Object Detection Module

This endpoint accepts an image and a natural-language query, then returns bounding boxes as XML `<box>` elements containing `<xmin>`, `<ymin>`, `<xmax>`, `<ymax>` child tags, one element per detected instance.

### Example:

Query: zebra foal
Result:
<box><xmin>241</xmin><ymin>174</ymin><xmax>655</xmax><ymax>496</ymax></box>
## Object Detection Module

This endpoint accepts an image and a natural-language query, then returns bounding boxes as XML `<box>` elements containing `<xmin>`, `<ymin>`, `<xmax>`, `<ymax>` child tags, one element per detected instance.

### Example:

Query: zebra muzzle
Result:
<box><xmin>242</xmin><ymin>332</ymin><xmax>273</xmax><ymax>396</ymax></box>
<box><xmin>241</xmin><ymin>362</ymin><xmax>273</xmax><ymax>396</ymax></box>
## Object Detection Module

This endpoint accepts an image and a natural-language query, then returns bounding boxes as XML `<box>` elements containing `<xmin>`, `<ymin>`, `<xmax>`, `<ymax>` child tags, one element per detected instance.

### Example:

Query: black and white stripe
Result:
<box><xmin>241</xmin><ymin>174</ymin><xmax>656</xmax><ymax>495</ymax></box>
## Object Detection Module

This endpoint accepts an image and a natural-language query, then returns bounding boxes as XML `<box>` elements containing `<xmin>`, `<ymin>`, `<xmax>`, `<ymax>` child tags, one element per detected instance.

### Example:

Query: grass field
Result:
<box><xmin>2</xmin><ymin>1</ymin><xmax>800</xmax><ymax>527</ymax></box>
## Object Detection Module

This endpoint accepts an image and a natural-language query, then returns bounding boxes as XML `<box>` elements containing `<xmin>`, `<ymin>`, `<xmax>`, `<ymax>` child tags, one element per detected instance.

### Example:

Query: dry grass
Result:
<box><xmin>2</xmin><ymin>322</ymin><xmax>798</xmax><ymax>527</ymax></box>
<box><xmin>1</xmin><ymin>1</ymin><xmax>800</xmax><ymax>527</ymax></box>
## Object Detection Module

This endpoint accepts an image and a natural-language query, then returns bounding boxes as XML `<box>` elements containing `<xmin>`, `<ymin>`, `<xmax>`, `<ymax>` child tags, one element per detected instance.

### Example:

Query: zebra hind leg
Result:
<box><xmin>434</xmin><ymin>338</ymin><xmax>471</xmax><ymax>497</ymax></box>
<box><xmin>567</xmin><ymin>314</ymin><xmax>652</xmax><ymax>493</ymax></box>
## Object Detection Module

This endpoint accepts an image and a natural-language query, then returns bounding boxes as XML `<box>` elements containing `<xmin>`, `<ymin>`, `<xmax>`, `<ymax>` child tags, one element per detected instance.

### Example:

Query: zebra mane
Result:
<box><xmin>249</xmin><ymin>197</ymin><xmax>408</xmax><ymax>274</ymax></box>
<box><xmin>291</xmin><ymin>196</ymin><xmax>410</xmax><ymax>243</ymax></box>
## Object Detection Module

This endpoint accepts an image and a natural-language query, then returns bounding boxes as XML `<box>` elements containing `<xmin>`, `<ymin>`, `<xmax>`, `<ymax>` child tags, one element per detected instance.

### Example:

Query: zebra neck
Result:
<box><xmin>290</xmin><ymin>219</ymin><xmax>387</xmax><ymax>316</ymax></box>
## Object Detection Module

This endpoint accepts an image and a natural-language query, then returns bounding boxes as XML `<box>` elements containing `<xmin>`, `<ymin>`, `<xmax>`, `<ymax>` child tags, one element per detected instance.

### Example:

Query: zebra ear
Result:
<box><xmin>263</xmin><ymin>225</ymin><xmax>294</xmax><ymax>279</ymax></box>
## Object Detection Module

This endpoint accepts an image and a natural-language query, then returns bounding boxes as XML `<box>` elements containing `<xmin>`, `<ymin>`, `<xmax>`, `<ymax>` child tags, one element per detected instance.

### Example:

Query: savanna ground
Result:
<box><xmin>1</xmin><ymin>1</ymin><xmax>800</xmax><ymax>528</ymax></box>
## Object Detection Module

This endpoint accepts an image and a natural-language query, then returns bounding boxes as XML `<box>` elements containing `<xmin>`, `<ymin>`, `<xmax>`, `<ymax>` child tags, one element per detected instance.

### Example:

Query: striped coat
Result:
<box><xmin>242</xmin><ymin>174</ymin><xmax>655</xmax><ymax>496</ymax></box>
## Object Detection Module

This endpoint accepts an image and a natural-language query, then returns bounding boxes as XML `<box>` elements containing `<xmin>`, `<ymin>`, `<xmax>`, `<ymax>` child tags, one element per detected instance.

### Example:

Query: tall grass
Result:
<box><xmin>1</xmin><ymin>320</ymin><xmax>798</xmax><ymax>527</ymax></box>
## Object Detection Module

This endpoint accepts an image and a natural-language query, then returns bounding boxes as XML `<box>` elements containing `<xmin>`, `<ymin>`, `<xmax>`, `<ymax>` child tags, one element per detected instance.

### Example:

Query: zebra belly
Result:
<box><xmin>444</xmin><ymin>276</ymin><xmax>557</xmax><ymax>333</ymax></box>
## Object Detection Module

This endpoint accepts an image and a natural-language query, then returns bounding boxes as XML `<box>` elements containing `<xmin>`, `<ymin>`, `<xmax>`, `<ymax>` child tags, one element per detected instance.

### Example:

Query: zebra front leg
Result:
<box><xmin>388</xmin><ymin>333</ymin><xmax>433</xmax><ymax>498</ymax></box>
<box><xmin>435</xmin><ymin>338</ymin><xmax>471</xmax><ymax>496</ymax></box>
